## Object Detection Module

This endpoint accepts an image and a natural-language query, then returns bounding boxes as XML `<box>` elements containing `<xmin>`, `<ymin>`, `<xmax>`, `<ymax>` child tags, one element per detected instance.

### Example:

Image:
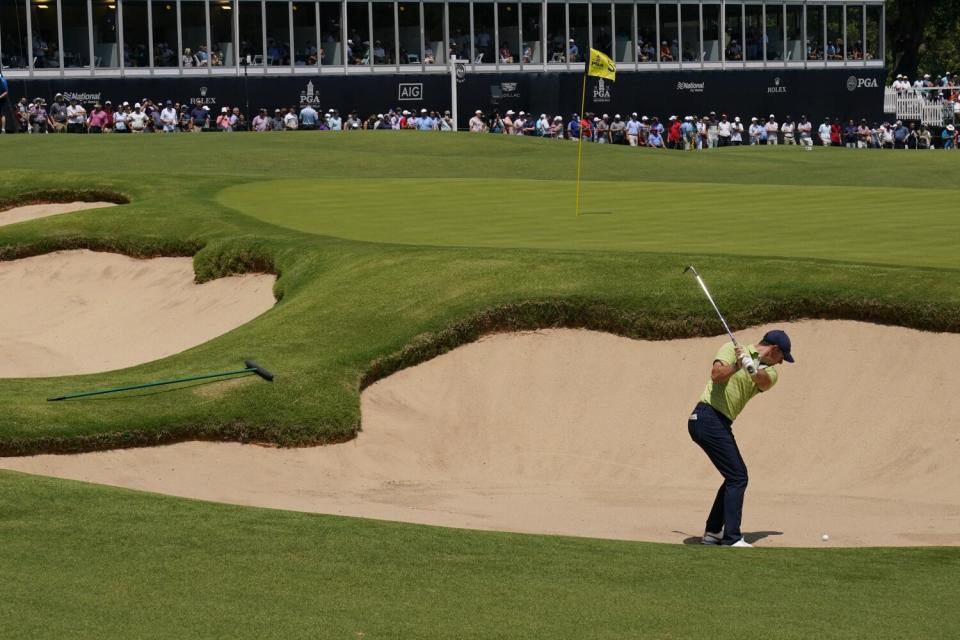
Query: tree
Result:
<box><xmin>887</xmin><ymin>0</ymin><xmax>960</xmax><ymax>80</ymax></box>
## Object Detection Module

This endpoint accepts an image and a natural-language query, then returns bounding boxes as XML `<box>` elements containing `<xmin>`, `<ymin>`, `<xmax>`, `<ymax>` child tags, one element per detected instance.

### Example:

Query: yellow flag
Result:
<box><xmin>586</xmin><ymin>48</ymin><xmax>616</xmax><ymax>82</ymax></box>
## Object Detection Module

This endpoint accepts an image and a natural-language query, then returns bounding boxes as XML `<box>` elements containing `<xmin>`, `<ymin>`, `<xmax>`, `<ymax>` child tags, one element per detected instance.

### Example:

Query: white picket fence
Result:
<box><xmin>884</xmin><ymin>87</ymin><xmax>956</xmax><ymax>126</ymax></box>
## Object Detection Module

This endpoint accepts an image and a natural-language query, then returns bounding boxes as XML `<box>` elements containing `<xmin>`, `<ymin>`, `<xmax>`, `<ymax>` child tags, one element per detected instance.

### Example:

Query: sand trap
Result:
<box><xmin>0</xmin><ymin>250</ymin><xmax>276</xmax><ymax>377</ymax></box>
<box><xmin>0</xmin><ymin>201</ymin><xmax>117</xmax><ymax>227</ymax></box>
<box><xmin>2</xmin><ymin>320</ymin><xmax>959</xmax><ymax>547</ymax></box>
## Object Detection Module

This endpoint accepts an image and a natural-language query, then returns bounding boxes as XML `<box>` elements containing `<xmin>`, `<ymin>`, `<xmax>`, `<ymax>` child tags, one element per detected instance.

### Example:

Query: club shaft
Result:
<box><xmin>693</xmin><ymin>275</ymin><xmax>739</xmax><ymax>347</ymax></box>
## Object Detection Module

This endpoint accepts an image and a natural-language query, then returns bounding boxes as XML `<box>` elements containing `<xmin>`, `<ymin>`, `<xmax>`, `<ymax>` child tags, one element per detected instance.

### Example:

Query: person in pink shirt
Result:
<box><xmin>87</xmin><ymin>103</ymin><xmax>109</xmax><ymax>133</ymax></box>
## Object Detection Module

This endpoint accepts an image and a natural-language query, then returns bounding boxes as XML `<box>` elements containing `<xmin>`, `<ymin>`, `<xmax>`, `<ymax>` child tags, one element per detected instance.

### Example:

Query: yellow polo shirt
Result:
<box><xmin>699</xmin><ymin>342</ymin><xmax>778</xmax><ymax>421</ymax></box>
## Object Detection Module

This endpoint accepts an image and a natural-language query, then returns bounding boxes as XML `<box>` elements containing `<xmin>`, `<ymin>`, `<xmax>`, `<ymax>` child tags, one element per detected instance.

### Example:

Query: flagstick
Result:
<box><xmin>575</xmin><ymin>73</ymin><xmax>587</xmax><ymax>216</ymax></box>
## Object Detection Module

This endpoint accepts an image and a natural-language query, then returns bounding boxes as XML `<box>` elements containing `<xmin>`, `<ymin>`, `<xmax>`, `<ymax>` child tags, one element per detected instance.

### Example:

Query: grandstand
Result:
<box><xmin>2</xmin><ymin>1</ymin><xmax>886</xmax><ymax>128</ymax></box>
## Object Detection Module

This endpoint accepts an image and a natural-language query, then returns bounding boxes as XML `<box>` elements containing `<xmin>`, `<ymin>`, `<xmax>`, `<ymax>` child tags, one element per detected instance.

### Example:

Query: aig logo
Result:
<box><xmin>398</xmin><ymin>83</ymin><xmax>423</xmax><ymax>100</ymax></box>
<box><xmin>847</xmin><ymin>76</ymin><xmax>879</xmax><ymax>91</ymax></box>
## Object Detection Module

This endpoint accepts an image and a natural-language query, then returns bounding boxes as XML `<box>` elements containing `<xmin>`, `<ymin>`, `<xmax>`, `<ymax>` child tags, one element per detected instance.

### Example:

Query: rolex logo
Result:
<box><xmin>200</xmin><ymin>86</ymin><xmax>208</xmax><ymax>97</ymax></box>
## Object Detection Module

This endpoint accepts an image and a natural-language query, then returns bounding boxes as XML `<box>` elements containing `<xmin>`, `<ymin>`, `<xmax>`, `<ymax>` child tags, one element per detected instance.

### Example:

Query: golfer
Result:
<box><xmin>688</xmin><ymin>330</ymin><xmax>794</xmax><ymax>547</ymax></box>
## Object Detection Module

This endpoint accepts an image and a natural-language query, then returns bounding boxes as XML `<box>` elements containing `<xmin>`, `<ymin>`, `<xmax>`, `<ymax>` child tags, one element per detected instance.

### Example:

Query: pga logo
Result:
<box><xmin>398</xmin><ymin>83</ymin><xmax>423</xmax><ymax>101</ymax></box>
<box><xmin>847</xmin><ymin>76</ymin><xmax>879</xmax><ymax>91</ymax></box>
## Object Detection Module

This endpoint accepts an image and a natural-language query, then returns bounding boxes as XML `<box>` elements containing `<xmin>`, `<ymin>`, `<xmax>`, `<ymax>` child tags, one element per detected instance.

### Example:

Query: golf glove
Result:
<box><xmin>739</xmin><ymin>354</ymin><xmax>757</xmax><ymax>375</ymax></box>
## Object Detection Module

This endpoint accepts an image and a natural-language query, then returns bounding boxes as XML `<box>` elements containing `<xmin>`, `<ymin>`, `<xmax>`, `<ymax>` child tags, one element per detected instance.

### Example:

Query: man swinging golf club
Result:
<box><xmin>683</xmin><ymin>266</ymin><xmax>794</xmax><ymax>547</ymax></box>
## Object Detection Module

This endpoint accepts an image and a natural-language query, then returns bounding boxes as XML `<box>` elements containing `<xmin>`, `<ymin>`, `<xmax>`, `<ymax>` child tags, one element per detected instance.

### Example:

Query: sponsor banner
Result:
<box><xmin>5</xmin><ymin>68</ymin><xmax>886</xmax><ymax>133</ymax></box>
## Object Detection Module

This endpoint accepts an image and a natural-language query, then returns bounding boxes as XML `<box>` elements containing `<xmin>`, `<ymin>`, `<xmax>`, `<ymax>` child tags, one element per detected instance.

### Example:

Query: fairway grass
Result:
<box><xmin>2</xmin><ymin>134</ymin><xmax>959</xmax><ymax>637</ymax></box>
<box><xmin>2</xmin><ymin>471</ymin><xmax>959</xmax><ymax>639</ymax></box>
<box><xmin>221</xmin><ymin>177</ymin><xmax>960</xmax><ymax>268</ymax></box>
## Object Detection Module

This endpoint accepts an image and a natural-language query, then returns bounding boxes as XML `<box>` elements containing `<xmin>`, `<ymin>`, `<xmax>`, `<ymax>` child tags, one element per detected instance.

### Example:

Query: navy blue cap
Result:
<box><xmin>762</xmin><ymin>330</ymin><xmax>794</xmax><ymax>363</ymax></box>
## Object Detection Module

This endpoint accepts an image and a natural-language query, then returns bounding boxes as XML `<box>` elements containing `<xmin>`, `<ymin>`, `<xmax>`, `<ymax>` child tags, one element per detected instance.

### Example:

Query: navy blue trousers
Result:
<box><xmin>688</xmin><ymin>402</ymin><xmax>748</xmax><ymax>544</ymax></box>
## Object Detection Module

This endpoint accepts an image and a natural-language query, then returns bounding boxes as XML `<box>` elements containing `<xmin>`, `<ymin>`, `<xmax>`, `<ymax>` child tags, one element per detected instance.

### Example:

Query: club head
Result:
<box><xmin>683</xmin><ymin>265</ymin><xmax>698</xmax><ymax>276</ymax></box>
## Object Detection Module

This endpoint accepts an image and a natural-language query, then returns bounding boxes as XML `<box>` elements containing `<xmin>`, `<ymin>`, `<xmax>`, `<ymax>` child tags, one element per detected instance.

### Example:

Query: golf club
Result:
<box><xmin>683</xmin><ymin>266</ymin><xmax>756</xmax><ymax>375</ymax></box>
<box><xmin>48</xmin><ymin>360</ymin><xmax>274</xmax><ymax>401</ymax></box>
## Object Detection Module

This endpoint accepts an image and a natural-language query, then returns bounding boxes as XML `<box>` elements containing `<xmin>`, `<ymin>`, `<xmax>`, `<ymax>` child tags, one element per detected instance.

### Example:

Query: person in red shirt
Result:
<box><xmin>580</xmin><ymin>113</ymin><xmax>593</xmax><ymax>142</ymax></box>
<box><xmin>668</xmin><ymin>116</ymin><xmax>682</xmax><ymax>149</ymax></box>
<box><xmin>830</xmin><ymin>119</ymin><xmax>842</xmax><ymax>146</ymax></box>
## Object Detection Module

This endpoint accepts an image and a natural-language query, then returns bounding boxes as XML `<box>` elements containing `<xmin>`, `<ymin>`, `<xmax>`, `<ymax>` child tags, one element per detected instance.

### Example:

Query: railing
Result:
<box><xmin>886</xmin><ymin>86</ymin><xmax>958</xmax><ymax>127</ymax></box>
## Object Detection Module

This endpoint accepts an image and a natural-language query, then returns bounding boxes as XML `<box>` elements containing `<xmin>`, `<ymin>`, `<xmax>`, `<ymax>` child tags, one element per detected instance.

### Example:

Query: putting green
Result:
<box><xmin>218</xmin><ymin>177</ymin><xmax>959</xmax><ymax>268</ymax></box>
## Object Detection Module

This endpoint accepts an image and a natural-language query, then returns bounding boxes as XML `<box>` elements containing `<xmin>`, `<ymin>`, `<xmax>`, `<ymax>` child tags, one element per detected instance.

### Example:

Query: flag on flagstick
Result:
<box><xmin>576</xmin><ymin>49</ymin><xmax>617</xmax><ymax>215</ymax></box>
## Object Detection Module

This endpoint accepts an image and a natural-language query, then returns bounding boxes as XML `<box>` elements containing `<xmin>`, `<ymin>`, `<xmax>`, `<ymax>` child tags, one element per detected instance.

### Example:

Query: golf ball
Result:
<box><xmin>821</xmin><ymin>534</ymin><xmax>830</xmax><ymax>542</ymax></box>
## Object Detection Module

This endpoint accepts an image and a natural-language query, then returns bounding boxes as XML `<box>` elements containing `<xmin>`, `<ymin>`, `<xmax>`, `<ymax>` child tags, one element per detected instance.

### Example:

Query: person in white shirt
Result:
<box><xmin>818</xmin><ymin>118</ymin><xmax>832</xmax><ymax>146</ymax></box>
<box><xmin>764</xmin><ymin>114</ymin><xmax>779</xmax><ymax>145</ymax></box>
<box><xmin>66</xmin><ymin>99</ymin><xmax>87</xmax><ymax>133</ymax></box>
<box><xmin>797</xmin><ymin>116</ymin><xmax>813</xmax><ymax>149</ymax></box>
<box><xmin>780</xmin><ymin>116</ymin><xmax>795</xmax><ymax>145</ymax></box>
<box><xmin>695</xmin><ymin>117</ymin><xmax>707</xmax><ymax>150</ymax></box>
<box><xmin>283</xmin><ymin>108</ymin><xmax>299</xmax><ymax>130</ymax></box>
<box><xmin>626</xmin><ymin>113</ymin><xmax>641</xmax><ymax>146</ymax></box>
<box><xmin>114</xmin><ymin>104</ymin><xmax>129</xmax><ymax>133</ymax></box>
<box><xmin>748</xmin><ymin>117</ymin><xmax>763</xmax><ymax>145</ymax></box>
<box><xmin>468</xmin><ymin>109</ymin><xmax>487</xmax><ymax>133</ymax></box>
<box><xmin>159</xmin><ymin>101</ymin><xmax>178</xmax><ymax>132</ymax></box>
<box><xmin>128</xmin><ymin>103</ymin><xmax>148</xmax><ymax>133</ymax></box>
<box><xmin>730</xmin><ymin>117</ymin><xmax>744</xmax><ymax>145</ymax></box>
<box><xmin>717</xmin><ymin>114</ymin><xmax>731</xmax><ymax>147</ymax></box>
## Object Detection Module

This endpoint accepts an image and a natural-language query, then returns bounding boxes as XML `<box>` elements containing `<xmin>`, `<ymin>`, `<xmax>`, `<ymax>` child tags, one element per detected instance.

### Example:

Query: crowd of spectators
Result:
<box><xmin>891</xmin><ymin>72</ymin><xmax>960</xmax><ymax>101</ymax></box>
<box><xmin>3</xmin><ymin>85</ymin><xmax>958</xmax><ymax>149</ymax></box>
<box><xmin>465</xmin><ymin>109</ymin><xmax>959</xmax><ymax>150</ymax></box>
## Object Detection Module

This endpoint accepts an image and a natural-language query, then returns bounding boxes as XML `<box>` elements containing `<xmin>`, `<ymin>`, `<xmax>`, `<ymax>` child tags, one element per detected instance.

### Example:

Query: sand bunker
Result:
<box><xmin>0</xmin><ymin>250</ymin><xmax>276</xmax><ymax>377</ymax></box>
<box><xmin>2</xmin><ymin>320</ymin><xmax>958</xmax><ymax>547</ymax></box>
<box><xmin>0</xmin><ymin>201</ymin><xmax>116</xmax><ymax>227</ymax></box>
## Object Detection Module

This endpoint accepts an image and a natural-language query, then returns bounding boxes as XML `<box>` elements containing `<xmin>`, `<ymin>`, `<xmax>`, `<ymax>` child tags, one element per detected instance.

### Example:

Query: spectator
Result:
<box><xmin>830</xmin><ymin>119</ymin><xmax>842</xmax><ymax>146</ymax></box>
<box><xmin>252</xmin><ymin>108</ymin><xmax>271</xmax><ymax>132</ymax></box>
<box><xmin>857</xmin><ymin>119</ymin><xmax>872</xmax><ymax>148</ymax></box>
<box><xmin>469</xmin><ymin>109</ymin><xmax>486</xmax><ymax>133</ymax></box>
<box><xmin>568</xmin><ymin>38</ymin><xmax>579</xmax><ymax>62</ymax></box>
<box><xmin>893</xmin><ymin>120</ymin><xmax>908</xmax><ymax>148</ymax></box>
<box><xmin>595</xmin><ymin>114</ymin><xmax>610</xmax><ymax>143</ymax></box>
<box><xmin>65</xmin><ymin>99</ymin><xmax>85</xmax><ymax>133</ymax></box>
<box><xmin>667</xmin><ymin>115</ymin><xmax>681</xmax><ymax>148</ymax></box>
<box><xmin>114</xmin><ymin>102</ymin><xmax>130</xmax><ymax>133</ymax></box>
<box><xmin>797</xmin><ymin>115</ymin><xmax>813</xmax><ymax>149</ymax></box>
<box><xmin>551</xmin><ymin>115</ymin><xmax>565</xmax><ymax>139</ymax></box>
<box><xmin>489</xmin><ymin>111</ymin><xmax>505</xmax><ymax>133</ymax></box>
<box><xmin>345</xmin><ymin>111</ymin><xmax>362</xmax><ymax>130</ymax></box>
<box><xmin>843</xmin><ymin>119</ymin><xmax>858</xmax><ymax>148</ymax></box>
<box><xmin>216</xmin><ymin>106</ymin><xmax>233</xmax><ymax>132</ymax></box>
<box><xmin>566</xmin><ymin>113</ymin><xmax>580</xmax><ymax>140</ymax></box>
<box><xmin>177</xmin><ymin>105</ymin><xmax>191</xmax><ymax>132</ymax></box>
<box><xmin>283</xmin><ymin>107</ymin><xmax>299</xmax><ymax>130</ymax></box>
<box><xmin>48</xmin><ymin>93</ymin><xmax>67</xmax><ymax>133</ymax></box>
<box><xmin>270</xmin><ymin>108</ymin><xmax>285</xmax><ymax>131</ymax></box>
<box><xmin>190</xmin><ymin>103</ymin><xmax>208</xmax><ymax>131</ymax></box>
<box><xmin>328</xmin><ymin>109</ymin><xmax>342</xmax><ymax>130</ymax></box>
<box><xmin>647</xmin><ymin>127</ymin><xmax>665</xmax><ymax>148</ymax></box>
<box><xmin>943</xmin><ymin>124</ymin><xmax>956</xmax><ymax>149</ymax></box>
<box><xmin>160</xmin><ymin>100</ymin><xmax>178</xmax><ymax>132</ymax></box>
<box><xmin>182</xmin><ymin>48</ymin><xmax>198</xmax><ymax>67</ymax></box>
<box><xmin>611</xmin><ymin>114</ymin><xmax>627</xmax><ymax>144</ymax></box>
<box><xmin>660</xmin><ymin>40</ymin><xmax>673</xmax><ymax>62</ymax></box>
<box><xmin>503</xmin><ymin>109</ymin><xmax>515</xmax><ymax>134</ymax></box>
<box><xmin>626</xmin><ymin>113</ymin><xmax>640</xmax><ymax>147</ymax></box>
<box><xmin>300</xmin><ymin>102</ymin><xmax>319</xmax><ymax>130</ymax></box>
<box><xmin>730</xmin><ymin>116</ymin><xmax>744</xmax><ymax>145</ymax></box>
<box><xmin>0</xmin><ymin>71</ymin><xmax>8</xmax><ymax>134</ymax></box>
<box><xmin>499</xmin><ymin>43</ymin><xmax>514</xmax><ymax>64</ymax></box>
<box><xmin>748</xmin><ymin>117</ymin><xmax>762</xmax><ymax>145</ymax></box>
<box><xmin>818</xmin><ymin>118</ymin><xmax>831</xmax><ymax>146</ymax></box>
<box><xmin>680</xmin><ymin>116</ymin><xmax>695</xmax><ymax>150</ymax></box>
<box><xmin>717</xmin><ymin>114</ymin><xmax>731</xmax><ymax>146</ymax></box>
<box><xmin>781</xmin><ymin>115</ymin><xmax>795</xmax><ymax>145</ymax></box>
<box><xmin>129</xmin><ymin>103</ymin><xmax>149</xmax><ymax>133</ymax></box>
<box><xmin>765</xmin><ymin>114</ymin><xmax>779</xmax><ymax>145</ymax></box>
<box><xmin>88</xmin><ymin>102</ymin><xmax>109</xmax><ymax>133</ymax></box>
<box><xmin>440</xmin><ymin>110</ymin><xmax>454</xmax><ymax>131</ymax></box>
<box><xmin>30</xmin><ymin>98</ymin><xmax>50</xmax><ymax>133</ymax></box>
<box><xmin>918</xmin><ymin>124</ymin><xmax>932</xmax><ymax>149</ymax></box>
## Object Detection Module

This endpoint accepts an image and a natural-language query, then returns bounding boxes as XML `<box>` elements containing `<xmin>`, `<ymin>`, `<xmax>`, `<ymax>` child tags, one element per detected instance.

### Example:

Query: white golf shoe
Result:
<box><xmin>730</xmin><ymin>539</ymin><xmax>753</xmax><ymax>548</ymax></box>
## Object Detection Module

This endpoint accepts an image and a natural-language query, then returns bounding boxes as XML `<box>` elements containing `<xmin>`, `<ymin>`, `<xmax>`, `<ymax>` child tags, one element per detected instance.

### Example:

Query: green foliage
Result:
<box><xmin>887</xmin><ymin>0</ymin><xmax>960</xmax><ymax>79</ymax></box>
